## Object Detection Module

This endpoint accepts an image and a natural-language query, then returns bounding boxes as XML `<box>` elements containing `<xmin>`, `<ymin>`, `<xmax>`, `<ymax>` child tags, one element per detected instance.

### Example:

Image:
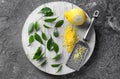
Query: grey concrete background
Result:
<box><xmin>0</xmin><ymin>0</ymin><xmax>120</xmax><ymax>79</ymax></box>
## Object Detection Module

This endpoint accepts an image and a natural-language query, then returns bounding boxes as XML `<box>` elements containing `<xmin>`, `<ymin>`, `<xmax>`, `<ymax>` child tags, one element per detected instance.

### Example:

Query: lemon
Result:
<box><xmin>64</xmin><ymin>8</ymin><xmax>87</xmax><ymax>26</ymax></box>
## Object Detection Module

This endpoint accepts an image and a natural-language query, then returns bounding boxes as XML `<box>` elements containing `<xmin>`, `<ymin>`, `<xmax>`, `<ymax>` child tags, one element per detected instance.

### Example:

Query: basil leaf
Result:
<box><xmin>33</xmin><ymin>47</ymin><xmax>42</xmax><ymax>59</ymax></box>
<box><xmin>55</xmin><ymin>20</ymin><xmax>64</xmax><ymax>28</ymax></box>
<box><xmin>34</xmin><ymin>33</ymin><xmax>43</xmax><ymax>44</ymax></box>
<box><xmin>53</xmin><ymin>29</ymin><xmax>59</xmax><ymax>37</ymax></box>
<box><xmin>41</xmin><ymin>60</ymin><xmax>47</xmax><ymax>66</ymax></box>
<box><xmin>43</xmin><ymin>24</ymin><xmax>51</xmax><ymax>29</ymax></box>
<box><xmin>40</xmin><ymin>7</ymin><xmax>52</xmax><ymax>14</ymax></box>
<box><xmin>51</xmin><ymin>64</ymin><xmax>61</xmax><ymax>67</ymax></box>
<box><xmin>47</xmin><ymin>37</ymin><xmax>59</xmax><ymax>52</ymax></box>
<box><xmin>52</xmin><ymin>54</ymin><xmax>61</xmax><ymax>61</ymax></box>
<box><xmin>28</xmin><ymin>35</ymin><xmax>34</xmax><ymax>46</ymax></box>
<box><xmin>34</xmin><ymin>22</ymin><xmax>40</xmax><ymax>31</ymax></box>
<box><xmin>42</xmin><ymin>32</ymin><xmax>47</xmax><ymax>41</ymax></box>
<box><xmin>36</xmin><ymin>53</ymin><xmax>44</xmax><ymax>60</ymax></box>
<box><xmin>28</xmin><ymin>23</ymin><xmax>34</xmax><ymax>35</ymax></box>
<box><xmin>44</xmin><ymin>17</ymin><xmax>57</xmax><ymax>22</ymax></box>
<box><xmin>53</xmin><ymin>42</ymin><xmax>59</xmax><ymax>53</ymax></box>
<box><xmin>44</xmin><ymin>11</ymin><xmax>53</xmax><ymax>16</ymax></box>
<box><xmin>56</xmin><ymin>65</ymin><xmax>62</xmax><ymax>73</ymax></box>
<box><xmin>47</xmin><ymin>37</ymin><xmax>54</xmax><ymax>51</ymax></box>
<box><xmin>40</xmin><ymin>7</ymin><xmax>53</xmax><ymax>16</ymax></box>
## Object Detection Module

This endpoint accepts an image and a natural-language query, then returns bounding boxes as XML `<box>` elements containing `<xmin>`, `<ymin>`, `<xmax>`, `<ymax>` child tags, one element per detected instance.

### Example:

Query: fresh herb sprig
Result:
<box><xmin>28</xmin><ymin>22</ymin><xmax>40</xmax><ymax>35</ymax></box>
<box><xmin>34</xmin><ymin>22</ymin><xmax>40</xmax><ymax>31</ymax></box>
<box><xmin>28</xmin><ymin>35</ymin><xmax>34</xmax><ymax>46</ymax></box>
<box><xmin>42</xmin><ymin>32</ymin><xmax>47</xmax><ymax>41</ymax></box>
<box><xmin>47</xmin><ymin>37</ymin><xmax>59</xmax><ymax>53</ymax></box>
<box><xmin>55</xmin><ymin>20</ymin><xmax>64</xmax><ymax>28</ymax></box>
<box><xmin>33</xmin><ymin>47</ymin><xmax>44</xmax><ymax>60</ymax></box>
<box><xmin>34</xmin><ymin>33</ymin><xmax>44</xmax><ymax>45</ymax></box>
<box><xmin>28</xmin><ymin>23</ymin><xmax>34</xmax><ymax>35</ymax></box>
<box><xmin>53</xmin><ymin>42</ymin><xmax>59</xmax><ymax>53</ymax></box>
<box><xmin>51</xmin><ymin>64</ymin><xmax>61</xmax><ymax>67</ymax></box>
<box><xmin>40</xmin><ymin>7</ymin><xmax>53</xmax><ymax>16</ymax></box>
<box><xmin>47</xmin><ymin>37</ymin><xmax>54</xmax><ymax>51</ymax></box>
<box><xmin>40</xmin><ymin>60</ymin><xmax>47</xmax><ymax>66</ymax></box>
<box><xmin>43</xmin><ymin>24</ymin><xmax>51</xmax><ymax>29</ymax></box>
<box><xmin>51</xmin><ymin>63</ymin><xmax>62</xmax><ymax>73</ymax></box>
<box><xmin>52</xmin><ymin>54</ymin><xmax>62</xmax><ymax>61</ymax></box>
<box><xmin>53</xmin><ymin>29</ymin><xmax>59</xmax><ymax>37</ymax></box>
<box><xmin>56</xmin><ymin>64</ymin><xmax>62</xmax><ymax>73</ymax></box>
<box><xmin>44</xmin><ymin>17</ymin><xmax>57</xmax><ymax>22</ymax></box>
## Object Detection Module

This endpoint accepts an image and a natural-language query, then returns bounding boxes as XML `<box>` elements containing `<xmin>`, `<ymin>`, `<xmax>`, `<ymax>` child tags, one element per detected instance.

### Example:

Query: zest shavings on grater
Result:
<box><xmin>66</xmin><ymin>42</ymin><xmax>89</xmax><ymax>71</ymax></box>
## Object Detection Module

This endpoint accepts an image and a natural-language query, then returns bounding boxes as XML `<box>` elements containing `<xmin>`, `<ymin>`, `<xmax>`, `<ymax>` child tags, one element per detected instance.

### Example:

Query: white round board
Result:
<box><xmin>22</xmin><ymin>1</ymin><xmax>95</xmax><ymax>75</ymax></box>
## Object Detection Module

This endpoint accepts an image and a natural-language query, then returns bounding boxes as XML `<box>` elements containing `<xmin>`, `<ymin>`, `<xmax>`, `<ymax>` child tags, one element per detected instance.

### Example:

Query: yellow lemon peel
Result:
<box><xmin>64</xmin><ymin>8</ymin><xmax>87</xmax><ymax>25</ymax></box>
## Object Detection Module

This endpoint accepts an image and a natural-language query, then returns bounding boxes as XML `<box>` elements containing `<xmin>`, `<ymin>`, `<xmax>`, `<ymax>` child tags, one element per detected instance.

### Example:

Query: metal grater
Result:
<box><xmin>66</xmin><ymin>41</ymin><xmax>89</xmax><ymax>71</ymax></box>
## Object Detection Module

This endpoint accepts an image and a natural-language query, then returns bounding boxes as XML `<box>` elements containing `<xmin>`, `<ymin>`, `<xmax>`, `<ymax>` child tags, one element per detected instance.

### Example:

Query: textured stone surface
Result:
<box><xmin>0</xmin><ymin>0</ymin><xmax>120</xmax><ymax>79</ymax></box>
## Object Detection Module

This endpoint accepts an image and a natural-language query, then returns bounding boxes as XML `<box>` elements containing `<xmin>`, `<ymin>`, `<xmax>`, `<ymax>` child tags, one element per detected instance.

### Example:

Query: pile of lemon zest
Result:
<box><xmin>64</xmin><ymin>26</ymin><xmax>78</xmax><ymax>53</ymax></box>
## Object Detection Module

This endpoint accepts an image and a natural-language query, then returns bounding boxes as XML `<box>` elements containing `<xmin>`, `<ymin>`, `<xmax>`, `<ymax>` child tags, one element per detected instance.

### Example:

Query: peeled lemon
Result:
<box><xmin>64</xmin><ymin>8</ymin><xmax>87</xmax><ymax>26</ymax></box>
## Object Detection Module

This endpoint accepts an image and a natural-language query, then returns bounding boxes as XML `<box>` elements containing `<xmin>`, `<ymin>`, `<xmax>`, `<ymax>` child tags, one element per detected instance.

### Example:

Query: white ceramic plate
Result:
<box><xmin>22</xmin><ymin>1</ymin><xmax>95</xmax><ymax>75</ymax></box>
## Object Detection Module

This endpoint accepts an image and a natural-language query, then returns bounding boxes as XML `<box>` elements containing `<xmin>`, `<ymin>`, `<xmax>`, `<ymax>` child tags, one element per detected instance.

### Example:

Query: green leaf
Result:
<box><xmin>51</xmin><ymin>64</ymin><xmax>61</xmax><ymax>67</ymax></box>
<box><xmin>42</xmin><ymin>32</ymin><xmax>47</xmax><ymax>41</ymax></box>
<box><xmin>28</xmin><ymin>23</ymin><xmax>34</xmax><ymax>35</ymax></box>
<box><xmin>47</xmin><ymin>37</ymin><xmax>59</xmax><ymax>53</ymax></box>
<box><xmin>47</xmin><ymin>37</ymin><xmax>54</xmax><ymax>51</ymax></box>
<box><xmin>43</xmin><ymin>24</ymin><xmax>51</xmax><ymax>29</ymax></box>
<box><xmin>41</xmin><ymin>60</ymin><xmax>47</xmax><ymax>67</ymax></box>
<box><xmin>34</xmin><ymin>22</ymin><xmax>40</xmax><ymax>31</ymax></box>
<box><xmin>52</xmin><ymin>54</ymin><xmax>61</xmax><ymax>61</ymax></box>
<box><xmin>40</xmin><ymin>7</ymin><xmax>52</xmax><ymax>14</ymax></box>
<box><xmin>34</xmin><ymin>33</ymin><xmax>43</xmax><ymax>44</ymax></box>
<box><xmin>56</xmin><ymin>65</ymin><xmax>62</xmax><ymax>73</ymax></box>
<box><xmin>55</xmin><ymin>20</ymin><xmax>64</xmax><ymax>28</ymax></box>
<box><xmin>44</xmin><ymin>11</ymin><xmax>53</xmax><ymax>16</ymax></box>
<box><xmin>53</xmin><ymin>42</ymin><xmax>59</xmax><ymax>53</ymax></box>
<box><xmin>33</xmin><ymin>47</ymin><xmax>42</xmax><ymax>59</ymax></box>
<box><xmin>40</xmin><ymin>7</ymin><xmax>53</xmax><ymax>16</ymax></box>
<box><xmin>28</xmin><ymin>35</ymin><xmax>34</xmax><ymax>46</ymax></box>
<box><xmin>36</xmin><ymin>53</ymin><xmax>44</xmax><ymax>60</ymax></box>
<box><xmin>44</xmin><ymin>17</ymin><xmax>57</xmax><ymax>22</ymax></box>
<box><xmin>53</xmin><ymin>29</ymin><xmax>59</xmax><ymax>37</ymax></box>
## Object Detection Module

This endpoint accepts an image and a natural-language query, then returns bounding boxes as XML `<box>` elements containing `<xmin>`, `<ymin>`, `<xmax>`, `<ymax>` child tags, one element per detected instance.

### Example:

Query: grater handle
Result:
<box><xmin>83</xmin><ymin>10</ymin><xmax>99</xmax><ymax>41</ymax></box>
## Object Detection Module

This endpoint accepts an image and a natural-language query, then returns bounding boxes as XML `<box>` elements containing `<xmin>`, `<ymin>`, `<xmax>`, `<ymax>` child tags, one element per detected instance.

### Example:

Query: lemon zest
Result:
<box><xmin>64</xmin><ymin>26</ymin><xmax>78</xmax><ymax>53</ymax></box>
<box><xmin>74</xmin><ymin>47</ymin><xmax>86</xmax><ymax>62</ymax></box>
